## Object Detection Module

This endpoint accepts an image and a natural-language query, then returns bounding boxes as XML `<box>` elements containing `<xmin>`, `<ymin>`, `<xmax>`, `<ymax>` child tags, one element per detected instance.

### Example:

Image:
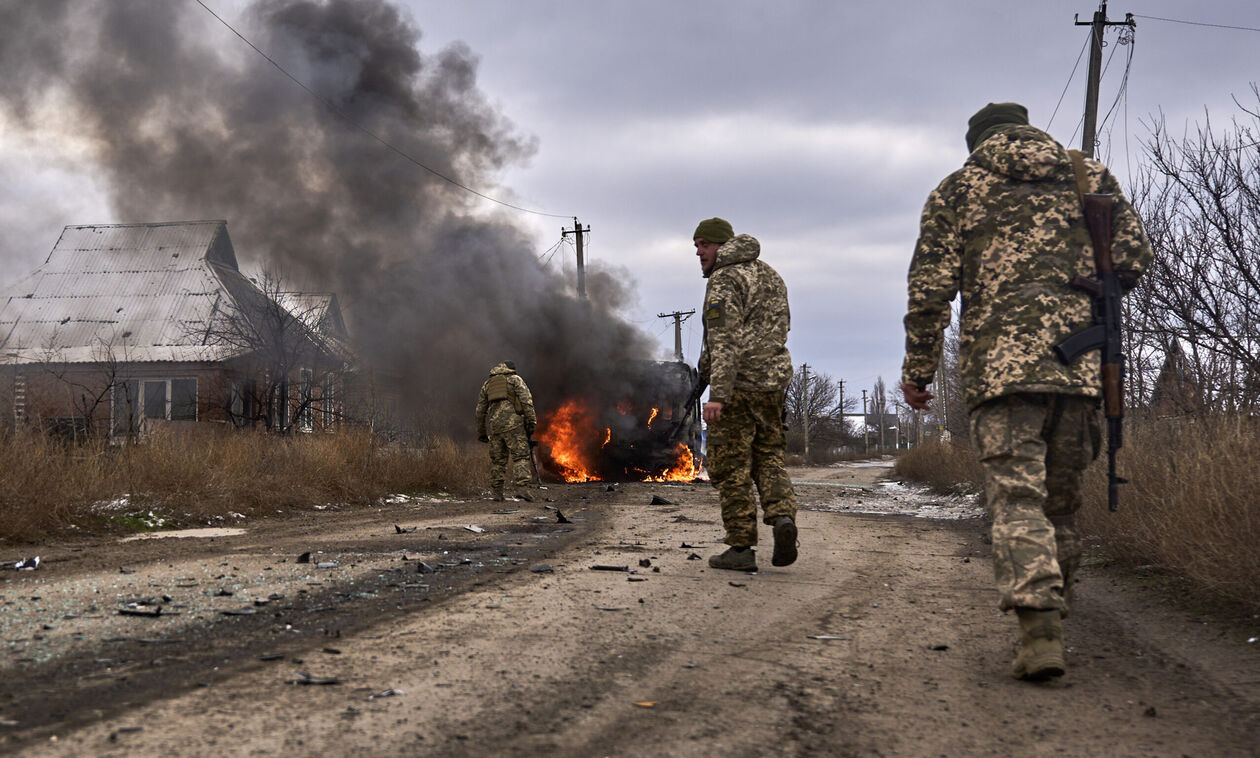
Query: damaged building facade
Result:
<box><xmin>0</xmin><ymin>221</ymin><xmax>354</xmax><ymax>440</ymax></box>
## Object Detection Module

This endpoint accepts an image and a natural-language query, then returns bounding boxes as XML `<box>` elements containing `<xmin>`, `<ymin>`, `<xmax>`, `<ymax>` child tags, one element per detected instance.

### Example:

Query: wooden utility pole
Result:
<box><xmin>862</xmin><ymin>389</ymin><xmax>869</xmax><ymax>455</ymax></box>
<box><xmin>656</xmin><ymin>310</ymin><xmax>694</xmax><ymax>361</ymax></box>
<box><xmin>800</xmin><ymin>363</ymin><xmax>811</xmax><ymax>460</ymax></box>
<box><xmin>1075</xmin><ymin>2</ymin><xmax>1135</xmax><ymax>158</ymax></box>
<box><xmin>561</xmin><ymin>218</ymin><xmax>590</xmax><ymax>299</ymax></box>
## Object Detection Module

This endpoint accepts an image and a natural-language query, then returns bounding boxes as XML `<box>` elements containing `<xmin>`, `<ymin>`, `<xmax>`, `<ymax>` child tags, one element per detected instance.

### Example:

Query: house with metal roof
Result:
<box><xmin>0</xmin><ymin>221</ymin><xmax>352</xmax><ymax>439</ymax></box>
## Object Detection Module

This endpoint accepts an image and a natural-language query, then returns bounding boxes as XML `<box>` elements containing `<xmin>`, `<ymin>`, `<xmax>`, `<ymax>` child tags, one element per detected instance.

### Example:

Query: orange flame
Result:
<box><xmin>647</xmin><ymin>407</ymin><xmax>659</xmax><ymax>428</ymax></box>
<box><xmin>645</xmin><ymin>443</ymin><xmax>702</xmax><ymax>482</ymax></box>
<box><xmin>537</xmin><ymin>398</ymin><xmax>603</xmax><ymax>482</ymax></box>
<box><xmin>602</xmin><ymin>427</ymin><xmax>612</xmax><ymax>447</ymax></box>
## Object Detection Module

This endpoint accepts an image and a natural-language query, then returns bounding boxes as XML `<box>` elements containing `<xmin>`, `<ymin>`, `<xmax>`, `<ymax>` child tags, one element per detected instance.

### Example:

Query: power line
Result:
<box><xmin>1047</xmin><ymin>34</ymin><xmax>1090</xmax><ymax>131</ymax></box>
<box><xmin>191</xmin><ymin>0</ymin><xmax>571</xmax><ymax>219</ymax></box>
<box><xmin>1132</xmin><ymin>14</ymin><xmax>1260</xmax><ymax>34</ymax></box>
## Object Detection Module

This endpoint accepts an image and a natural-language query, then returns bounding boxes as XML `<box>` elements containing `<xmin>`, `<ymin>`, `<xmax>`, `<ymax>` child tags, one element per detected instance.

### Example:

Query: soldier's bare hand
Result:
<box><xmin>900</xmin><ymin>382</ymin><xmax>934</xmax><ymax>411</ymax></box>
<box><xmin>702</xmin><ymin>401</ymin><xmax>724</xmax><ymax>424</ymax></box>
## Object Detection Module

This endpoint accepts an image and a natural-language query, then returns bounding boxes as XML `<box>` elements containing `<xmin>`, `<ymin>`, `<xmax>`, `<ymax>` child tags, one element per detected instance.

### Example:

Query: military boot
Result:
<box><xmin>490</xmin><ymin>488</ymin><xmax>505</xmax><ymax>502</ymax></box>
<box><xmin>771</xmin><ymin>516</ymin><xmax>798</xmax><ymax>567</ymax></box>
<box><xmin>708</xmin><ymin>547</ymin><xmax>757</xmax><ymax>572</ymax></box>
<box><xmin>1012</xmin><ymin>608</ymin><xmax>1066</xmax><ymax>681</ymax></box>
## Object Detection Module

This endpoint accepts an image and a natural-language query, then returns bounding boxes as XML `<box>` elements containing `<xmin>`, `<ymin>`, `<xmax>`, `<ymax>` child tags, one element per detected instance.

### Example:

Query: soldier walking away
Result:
<box><xmin>900</xmin><ymin>103</ymin><xmax>1152</xmax><ymax>681</ymax></box>
<box><xmin>475</xmin><ymin>361</ymin><xmax>538</xmax><ymax>501</ymax></box>
<box><xmin>693</xmin><ymin>217</ymin><xmax>798</xmax><ymax>572</ymax></box>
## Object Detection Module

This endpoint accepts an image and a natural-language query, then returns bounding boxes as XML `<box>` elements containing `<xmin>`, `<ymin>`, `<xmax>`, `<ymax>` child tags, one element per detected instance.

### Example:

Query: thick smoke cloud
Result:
<box><xmin>0</xmin><ymin>0</ymin><xmax>657</xmax><ymax>434</ymax></box>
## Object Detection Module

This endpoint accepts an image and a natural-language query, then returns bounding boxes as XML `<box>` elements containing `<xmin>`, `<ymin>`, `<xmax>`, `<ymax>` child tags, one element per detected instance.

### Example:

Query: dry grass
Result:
<box><xmin>1079</xmin><ymin>416</ymin><xmax>1260</xmax><ymax>612</ymax></box>
<box><xmin>893</xmin><ymin>417</ymin><xmax>1260</xmax><ymax>612</ymax></box>
<box><xmin>892</xmin><ymin>437</ymin><xmax>984</xmax><ymax>495</ymax></box>
<box><xmin>0</xmin><ymin>428</ymin><xmax>489</xmax><ymax>543</ymax></box>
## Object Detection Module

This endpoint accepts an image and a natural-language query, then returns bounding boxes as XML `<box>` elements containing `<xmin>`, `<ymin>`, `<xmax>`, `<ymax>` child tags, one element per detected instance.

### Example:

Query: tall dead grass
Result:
<box><xmin>1079</xmin><ymin>416</ymin><xmax>1260</xmax><ymax>611</ymax></box>
<box><xmin>894</xmin><ymin>416</ymin><xmax>1260</xmax><ymax>611</ymax></box>
<box><xmin>0</xmin><ymin>428</ymin><xmax>489</xmax><ymax>543</ymax></box>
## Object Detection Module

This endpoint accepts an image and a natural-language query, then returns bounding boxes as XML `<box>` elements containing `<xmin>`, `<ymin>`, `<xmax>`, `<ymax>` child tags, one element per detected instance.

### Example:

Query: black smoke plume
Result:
<box><xmin>0</xmin><ymin>0</ymin><xmax>659</xmax><ymax>435</ymax></box>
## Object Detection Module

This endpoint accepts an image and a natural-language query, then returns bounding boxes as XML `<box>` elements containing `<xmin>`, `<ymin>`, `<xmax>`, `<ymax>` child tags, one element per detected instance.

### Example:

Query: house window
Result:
<box><xmin>113</xmin><ymin>377</ymin><xmax>199</xmax><ymax>436</ymax></box>
<box><xmin>322</xmin><ymin>375</ymin><xmax>336</xmax><ymax>429</ymax></box>
<box><xmin>299</xmin><ymin>370</ymin><xmax>313</xmax><ymax>432</ymax></box>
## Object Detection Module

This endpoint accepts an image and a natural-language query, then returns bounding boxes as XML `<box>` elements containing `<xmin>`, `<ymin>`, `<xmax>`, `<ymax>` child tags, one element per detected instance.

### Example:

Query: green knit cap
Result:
<box><xmin>965</xmin><ymin>102</ymin><xmax>1029</xmax><ymax>152</ymax></box>
<box><xmin>693</xmin><ymin>217</ymin><xmax>734</xmax><ymax>245</ymax></box>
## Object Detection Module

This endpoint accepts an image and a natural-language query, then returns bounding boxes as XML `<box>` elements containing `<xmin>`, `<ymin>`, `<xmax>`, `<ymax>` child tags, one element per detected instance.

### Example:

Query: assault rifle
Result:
<box><xmin>1053</xmin><ymin>193</ymin><xmax>1126</xmax><ymax>511</ymax></box>
<box><xmin>666</xmin><ymin>378</ymin><xmax>708</xmax><ymax>442</ymax></box>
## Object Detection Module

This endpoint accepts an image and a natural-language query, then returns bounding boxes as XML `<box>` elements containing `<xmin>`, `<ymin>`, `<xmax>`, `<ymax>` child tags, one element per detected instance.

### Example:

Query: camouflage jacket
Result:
<box><xmin>902</xmin><ymin>125</ymin><xmax>1152</xmax><ymax>409</ymax></box>
<box><xmin>475</xmin><ymin>363</ymin><xmax>537</xmax><ymax>436</ymax></box>
<box><xmin>698</xmin><ymin>234</ymin><xmax>793</xmax><ymax>402</ymax></box>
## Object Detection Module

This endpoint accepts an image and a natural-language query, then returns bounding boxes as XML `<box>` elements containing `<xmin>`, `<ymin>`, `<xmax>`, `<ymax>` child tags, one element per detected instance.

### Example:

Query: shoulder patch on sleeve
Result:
<box><xmin>704</xmin><ymin>299</ymin><xmax>725</xmax><ymax>327</ymax></box>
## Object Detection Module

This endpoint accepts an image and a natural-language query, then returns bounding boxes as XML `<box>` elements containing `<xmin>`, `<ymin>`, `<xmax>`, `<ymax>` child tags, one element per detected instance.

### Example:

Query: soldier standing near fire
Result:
<box><xmin>693</xmin><ymin>217</ymin><xmax>798</xmax><ymax>572</ymax></box>
<box><xmin>900</xmin><ymin>103</ymin><xmax>1151</xmax><ymax>680</ymax></box>
<box><xmin>475</xmin><ymin>361</ymin><xmax>537</xmax><ymax>501</ymax></box>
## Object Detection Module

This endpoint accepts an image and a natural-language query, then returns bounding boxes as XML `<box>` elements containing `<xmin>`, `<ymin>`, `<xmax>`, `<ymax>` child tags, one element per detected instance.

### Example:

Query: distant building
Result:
<box><xmin>0</xmin><ymin>221</ymin><xmax>353</xmax><ymax>440</ymax></box>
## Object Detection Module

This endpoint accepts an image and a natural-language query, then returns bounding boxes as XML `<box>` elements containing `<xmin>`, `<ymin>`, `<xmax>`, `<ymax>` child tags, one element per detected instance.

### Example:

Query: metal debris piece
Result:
<box><xmin>929</xmin><ymin>644</ymin><xmax>949</xmax><ymax>651</ymax></box>
<box><xmin>368</xmin><ymin>688</ymin><xmax>404</xmax><ymax>700</ymax></box>
<box><xmin>529</xmin><ymin>564</ymin><xmax>555</xmax><ymax>574</ymax></box>
<box><xmin>595</xmin><ymin>606</ymin><xmax>627</xmax><ymax>611</ymax></box>
<box><xmin>556</xmin><ymin>510</ymin><xmax>572</xmax><ymax>524</ymax></box>
<box><xmin>729</xmin><ymin>582</ymin><xmax>746</xmax><ymax>588</ymax></box>
<box><xmin>687</xmin><ymin>553</ymin><xmax>701</xmax><ymax>561</ymax></box>
<box><xmin>108</xmin><ymin>726</ymin><xmax>143</xmax><ymax>742</ymax></box>
<box><xmin>11</xmin><ymin>556</ymin><xmax>39</xmax><ymax>571</ymax></box>
<box><xmin>292</xmin><ymin>671</ymin><xmax>340</xmax><ymax>686</ymax></box>
<box><xmin>118</xmin><ymin>604</ymin><xmax>162</xmax><ymax>617</ymax></box>
<box><xmin>628</xmin><ymin>577</ymin><xmax>648</xmax><ymax>583</ymax></box>
<box><xmin>323</xmin><ymin>647</ymin><xmax>341</xmax><ymax>655</ymax></box>
<box><xmin>464</xmin><ymin>525</ymin><xmax>485</xmax><ymax>533</ymax></box>
<box><xmin>633</xmin><ymin>701</ymin><xmax>656</xmax><ymax>708</ymax></box>
<box><xmin>544</xmin><ymin>505</ymin><xmax>559</xmax><ymax>511</ymax></box>
<box><xmin>416</xmin><ymin>562</ymin><xmax>436</xmax><ymax>574</ymax></box>
<box><xmin>297</xmin><ymin>552</ymin><xmax>311</xmax><ymax>564</ymax></box>
<box><xmin>259</xmin><ymin>653</ymin><xmax>285</xmax><ymax>661</ymax></box>
<box><xmin>394</xmin><ymin>525</ymin><xmax>416</xmax><ymax>534</ymax></box>
<box><xmin>214</xmin><ymin>589</ymin><xmax>234</xmax><ymax>597</ymax></box>
<box><xmin>492</xmin><ymin>509</ymin><xmax>519</xmax><ymax>515</ymax></box>
<box><xmin>0</xmin><ymin>718</ymin><xmax>18</xmax><ymax>728</ymax></box>
<box><xmin>316</xmin><ymin>561</ymin><xmax>339</xmax><ymax>569</ymax></box>
<box><xmin>680</xmin><ymin>542</ymin><xmax>695</xmax><ymax>548</ymax></box>
<box><xmin>119</xmin><ymin>567</ymin><xmax>135</xmax><ymax>575</ymax></box>
<box><xmin>807</xmin><ymin>634</ymin><xmax>847</xmax><ymax>641</ymax></box>
<box><xmin>590</xmin><ymin>565</ymin><xmax>630</xmax><ymax>572</ymax></box>
<box><xmin>650</xmin><ymin>495</ymin><xmax>673</xmax><ymax>505</ymax></box>
<box><xmin>638</xmin><ymin>559</ymin><xmax>652</xmax><ymax>568</ymax></box>
<box><xmin>220</xmin><ymin>607</ymin><xmax>258</xmax><ymax>616</ymax></box>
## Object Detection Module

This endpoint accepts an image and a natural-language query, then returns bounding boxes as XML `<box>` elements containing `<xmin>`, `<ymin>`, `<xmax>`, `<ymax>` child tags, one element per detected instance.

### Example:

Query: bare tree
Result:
<box><xmin>785</xmin><ymin>365</ymin><xmax>857</xmax><ymax>458</ymax></box>
<box><xmin>199</xmin><ymin>268</ymin><xmax>351</xmax><ymax>434</ymax></box>
<box><xmin>1130</xmin><ymin>91</ymin><xmax>1260</xmax><ymax>413</ymax></box>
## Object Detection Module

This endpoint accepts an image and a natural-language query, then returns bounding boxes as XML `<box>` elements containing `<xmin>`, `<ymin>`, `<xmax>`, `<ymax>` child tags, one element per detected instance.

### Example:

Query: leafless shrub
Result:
<box><xmin>893</xmin><ymin>437</ymin><xmax>983</xmax><ymax>496</ymax></box>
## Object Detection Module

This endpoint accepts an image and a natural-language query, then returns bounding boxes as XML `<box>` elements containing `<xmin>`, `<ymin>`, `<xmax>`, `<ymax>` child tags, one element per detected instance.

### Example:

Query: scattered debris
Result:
<box><xmin>464</xmin><ymin>525</ymin><xmax>485</xmax><ymax>534</ymax></box>
<box><xmin>316</xmin><ymin>561</ymin><xmax>339</xmax><ymax>569</ymax></box>
<box><xmin>297</xmin><ymin>552</ymin><xmax>311</xmax><ymax>564</ymax></box>
<box><xmin>415</xmin><ymin>562</ymin><xmax>436</xmax><ymax>574</ymax></box>
<box><xmin>605</xmin><ymin>484</ymin><xmax>617</xmax><ymax>492</ymax></box>
<box><xmin>323</xmin><ymin>647</ymin><xmax>341</xmax><ymax>655</ymax></box>
<box><xmin>590</xmin><ymin>565</ymin><xmax>630</xmax><ymax>572</ymax></box>
<box><xmin>728</xmin><ymin>582</ymin><xmax>746</xmax><ymax>588</ymax></box>
<box><xmin>0</xmin><ymin>718</ymin><xmax>18</xmax><ymax>728</ymax></box>
<box><xmin>214</xmin><ymin>589</ymin><xmax>234</xmax><ymax>597</ymax></box>
<box><xmin>628</xmin><ymin>577</ymin><xmax>648</xmax><ymax>582</ymax></box>
<box><xmin>595</xmin><ymin>606</ymin><xmax>627</xmax><ymax>611</ymax></box>
<box><xmin>492</xmin><ymin>509</ymin><xmax>519</xmax><ymax>515</ymax></box>
<box><xmin>929</xmin><ymin>644</ymin><xmax>949</xmax><ymax>651</ymax></box>
<box><xmin>9</xmin><ymin>556</ymin><xmax>39</xmax><ymax>570</ymax></box>
<box><xmin>119</xmin><ymin>567</ymin><xmax>135</xmax><ymax>575</ymax></box>
<box><xmin>633</xmin><ymin>701</ymin><xmax>656</xmax><ymax>708</ymax></box>
<box><xmin>108</xmin><ymin>726</ymin><xmax>143</xmax><ymax>742</ymax></box>
<box><xmin>650</xmin><ymin>495</ymin><xmax>673</xmax><ymax>505</ymax></box>
<box><xmin>556</xmin><ymin>510</ymin><xmax>572</xmax><ymax>524</ymax></box>
<box><xmin>1144</xmin><ymin>706</ymin><xmax>1158</xmax><ymax>718</ymax></box>
<box><xmin>687</xmin><ymin>553</ymin><xmax>701</xmax><ymax>561</ymax></box>
<box><xmin>529</xmin><ymin>564</ymin><xmax>555</xmax><ymax>574</ymax></box>
<box><xmin>807</xmin><ymin>634</ymin><xmax>847</xmax><ymax>641</ymax></box>
<box><xmin>368</xmin><ymin>688</ymin><xmax>404</xmax><ymax>700</ymax></box>
<box><xmin>680</xmin><ymin>542</ymin><xmax>695</xmax><ymax>548</ymax></box>
<box><xmin>220</xmin><ymin>607</ymin><xmax>258</xmax><ymax>616</ymax></box>
<box><xmin>394</xmin><ymin>525</ymin><xmax>417</xmax><ymax>534</ymax></box>
<box><xmin>638</xmin><ymin>558</ymin><xmax>652</xmax><ymax>568</ymax></box>
<box><xmin>292</xmin><ymin>671</ymin><xmax>340</xmax><ymax>686</ymax></box>
<box><xmin>259</xmin><ymin>653</ymin><xmax>285</xmax><ymax>661</ymax></box>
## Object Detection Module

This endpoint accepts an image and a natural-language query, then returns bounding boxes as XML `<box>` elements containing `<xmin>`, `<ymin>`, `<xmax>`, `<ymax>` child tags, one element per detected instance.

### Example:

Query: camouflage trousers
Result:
<box><xmin>706</xmin><ymin>389</ymin><xmax>797</xmax><ymax>547</ymax></box>
<box><xmin>488</xmin><ymin>426</ymin><xmax>533</xmax><ymax>494</ymax></box>
<box><xmin>969</xmin><ymin>393</ymin><xmax>1101</xmax><ymax>613</ymax></box>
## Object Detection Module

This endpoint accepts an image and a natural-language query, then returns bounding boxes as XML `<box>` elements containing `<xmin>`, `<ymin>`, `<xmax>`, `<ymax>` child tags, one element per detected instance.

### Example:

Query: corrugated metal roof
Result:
<box><xmin>0</xmin><ymin>221</ymin><xmax>254</xmax><ymax>365</ymax></box>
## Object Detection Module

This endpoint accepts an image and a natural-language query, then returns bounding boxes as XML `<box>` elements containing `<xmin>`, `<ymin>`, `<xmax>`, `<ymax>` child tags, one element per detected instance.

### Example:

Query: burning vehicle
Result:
<box><xmin>536</xmin><ymin>360</ymin><xmax>703</xmax><ymax>482</ymax></box>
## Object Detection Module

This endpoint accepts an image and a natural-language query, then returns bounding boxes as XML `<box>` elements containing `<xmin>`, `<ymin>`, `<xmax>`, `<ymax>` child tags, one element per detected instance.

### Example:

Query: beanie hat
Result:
<box><xmin>966</xmin><ymin>102</ymin><xmax>1029</xmax><ymax>152</ymax></box>
<box><xmin>503</xmin><ymin>361</ymin><xmax>516</xmax><ymax>371</ymax></box>
<box><xmin>693</xmin><ymin>217</ymin><xmax>734</xmax><ymax>245</ymax></box>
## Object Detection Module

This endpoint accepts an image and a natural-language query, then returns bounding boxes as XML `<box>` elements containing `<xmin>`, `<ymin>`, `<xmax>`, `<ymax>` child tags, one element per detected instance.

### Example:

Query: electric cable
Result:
<box><xmin>1133</xmin><ymin>14</ymin><xmax>1260</xmax><ymax>34</ymax></box>
<box><xmin>192</xmin><ymin>0</ymin><xmax>571</xmax><ymax>219</ymax></box>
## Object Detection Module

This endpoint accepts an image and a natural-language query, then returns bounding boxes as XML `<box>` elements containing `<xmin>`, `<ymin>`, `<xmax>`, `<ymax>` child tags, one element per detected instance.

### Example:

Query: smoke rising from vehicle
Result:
<box><xmin>0</xmin><ymin>0</ymin><xmax>658</xmax><ymax>434</ymax></box>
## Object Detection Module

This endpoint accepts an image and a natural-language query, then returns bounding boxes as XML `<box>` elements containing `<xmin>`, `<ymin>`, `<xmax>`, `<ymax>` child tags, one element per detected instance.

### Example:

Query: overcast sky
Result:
<box><xmin>2</xmin><ymin>0</ymin><xmax>1258</xmax><ymax>403</ymax></box>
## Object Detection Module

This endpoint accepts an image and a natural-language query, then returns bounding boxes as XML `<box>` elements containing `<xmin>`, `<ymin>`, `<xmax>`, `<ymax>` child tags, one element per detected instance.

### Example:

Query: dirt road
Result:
<box><xmin>2</xmin><ymin>462</ymin><xmax>1258</xmax><ymax>756</ymax></box>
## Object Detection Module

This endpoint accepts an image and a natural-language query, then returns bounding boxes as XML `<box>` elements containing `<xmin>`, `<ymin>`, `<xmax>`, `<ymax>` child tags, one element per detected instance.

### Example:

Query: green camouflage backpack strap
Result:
<box><xmin>1067</xmin><ymin>149</ymin><xmax>1090</xmax><ymax>210</ymax></box>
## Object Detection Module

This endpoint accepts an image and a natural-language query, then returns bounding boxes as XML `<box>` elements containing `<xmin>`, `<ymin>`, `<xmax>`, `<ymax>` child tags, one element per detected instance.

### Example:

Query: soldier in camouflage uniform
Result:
<box><xmin>693</xmin><ymin>217</ymin><xmax>798</xmax><ymax>572</ymax></box>
<box><xmin>475</xmin><ymin>361</ymin><xmax>538</xmax><ymax>501</ymax></box>
<box><xmin>900</xmin><ymin>103</ymin><xmax>1152</xmax><ymax>680</ymax></box>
